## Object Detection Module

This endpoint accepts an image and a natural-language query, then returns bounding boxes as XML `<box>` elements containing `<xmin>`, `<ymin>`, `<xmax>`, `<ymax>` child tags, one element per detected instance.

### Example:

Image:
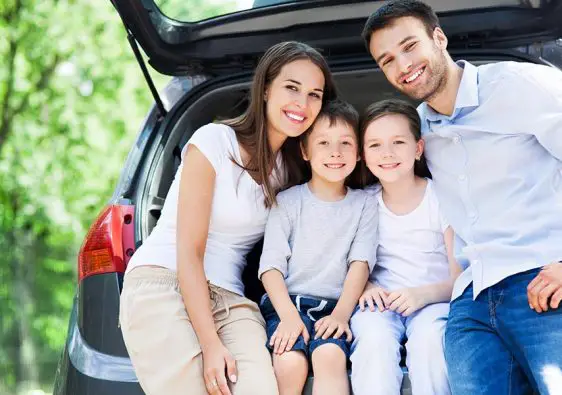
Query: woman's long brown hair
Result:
<box><xmin>224</xmin><ymin>41</ymin><xmax>337</xmax><ymax>207</ymax></box>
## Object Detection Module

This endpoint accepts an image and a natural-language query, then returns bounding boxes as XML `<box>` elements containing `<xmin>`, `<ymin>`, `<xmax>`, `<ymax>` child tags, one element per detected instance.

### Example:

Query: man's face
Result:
<box><xmin>369</xmin><ymin>16</ymin><xmax>449</xmax><ymax>101</ymax></box>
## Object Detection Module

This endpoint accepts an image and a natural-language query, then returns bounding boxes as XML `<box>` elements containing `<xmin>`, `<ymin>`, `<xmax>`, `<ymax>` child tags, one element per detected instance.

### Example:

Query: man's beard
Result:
<box><xmin>400</xmin><ymin>50</ymin><xmax>448</xmax><ymax>102</ymax></box>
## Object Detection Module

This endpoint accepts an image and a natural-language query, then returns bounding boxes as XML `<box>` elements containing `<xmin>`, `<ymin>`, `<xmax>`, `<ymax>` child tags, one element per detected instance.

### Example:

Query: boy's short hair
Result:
<box><xmin>362</xmin><ymin>0</ymin><xmax>440</xmax><ymax>51</ymax></box>
<box><xmin>301</xmin><ymin>99</ymin><xmax>360</xmax><ymax>148</ymax></box>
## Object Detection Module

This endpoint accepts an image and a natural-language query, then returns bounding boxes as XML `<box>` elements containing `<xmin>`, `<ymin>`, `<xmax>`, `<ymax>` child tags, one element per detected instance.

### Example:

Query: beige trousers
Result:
<box><xmin>119</xmin><ymin>266</ymin><xmax>278</xmax><ymax>395</ymax></box>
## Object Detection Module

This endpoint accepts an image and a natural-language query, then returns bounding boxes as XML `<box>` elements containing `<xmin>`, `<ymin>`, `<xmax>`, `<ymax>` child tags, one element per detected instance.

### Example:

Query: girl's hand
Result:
<box><xmin>387</xmin><ymin>287</ymin><xmax>427</xmax><ymax>317</ymax></box>
<box><xmin>359</xmin><ymin>283</ymin><xmax>389</xmax><ymax>312</ymax></box>
<box><xmin>270</xmin><ymin>311</ymin><xmax>310</xmax><ymax>355</ymax></box>
<box><xmin>314</xmin><ymin>314</ymin><xmax>353</xmax><ymax>342</ymax></box>
<box><xmin>202</xmin><ymin>341</ymin><xmax>238</xmax><ymax>395</ymax></box>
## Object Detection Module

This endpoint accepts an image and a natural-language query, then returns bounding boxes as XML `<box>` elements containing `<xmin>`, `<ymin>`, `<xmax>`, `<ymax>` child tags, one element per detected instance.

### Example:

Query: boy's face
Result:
<box><xmin>301</xmin><ymin>117</ymin><xmax>359</xmax><ymax>184</ymax></box>
<box><xmin>369</xmin><ymin>16</ymin><xmax>449</xmax><ymax>102</ymax></box>
<box><xmin>363</xmin><ymin>113</ymin><xmax>424</xmax><ymax>184</ymax></box>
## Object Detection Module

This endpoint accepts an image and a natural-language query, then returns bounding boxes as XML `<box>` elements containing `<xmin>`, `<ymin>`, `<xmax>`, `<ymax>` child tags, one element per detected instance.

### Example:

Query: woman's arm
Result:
<box><xmin>176</xmin><ymin>144</ymin><xmax>235</xmax><ymax>395</ymax></box>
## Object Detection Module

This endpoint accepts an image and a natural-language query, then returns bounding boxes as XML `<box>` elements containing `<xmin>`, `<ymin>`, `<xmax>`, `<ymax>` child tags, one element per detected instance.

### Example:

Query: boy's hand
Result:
<box><xmin>359</xmin><ymin>283</ymin><xmax>389</xmax><ymax>312</ymax></box>
<box><xmin>387</xmin><ymin>287</ymin><xmax>427</xmax><ymax>317</ymax></box>
<box><xmin>270</xmin><ymin>311</ymin><xmax>309</xmax><ymax>355</ymax></box>
<box><xmin>314</xmin><ymin>314</ymin><xmax>352</xmax><ymax>342</ymax></box>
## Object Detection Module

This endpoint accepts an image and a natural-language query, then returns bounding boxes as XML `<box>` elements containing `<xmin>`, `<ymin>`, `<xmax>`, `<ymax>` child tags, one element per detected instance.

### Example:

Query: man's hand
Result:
<box><xmin>314</xmin><ymin>313</ymin><xmax>353</xmax><ymax>342</ymax></box>
<box><xmin>386</xmin><ymin>287</ymin><xmax>428</xmax><ymax>317</ymax></box>
<box><xmin>527</xmin><ymin>262</ymin><xmax>562</xmax><ymax>312</ymax></box>
<box><xmin>270</xmin><ymin>311</ymin><xmax>309</xmax><ymax>355</ymax></box>
<box><xmin>359</xmin><ymin>283</ymin><xmax>390</xmax><ymax>312</ymax></box>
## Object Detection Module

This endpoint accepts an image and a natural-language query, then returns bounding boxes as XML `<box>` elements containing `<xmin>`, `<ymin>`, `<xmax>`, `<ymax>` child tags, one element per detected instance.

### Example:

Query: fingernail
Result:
<box><xmin>230</xmin><ymin>375</ymin><xmax>237</xmax><ymax>383</ymax></box>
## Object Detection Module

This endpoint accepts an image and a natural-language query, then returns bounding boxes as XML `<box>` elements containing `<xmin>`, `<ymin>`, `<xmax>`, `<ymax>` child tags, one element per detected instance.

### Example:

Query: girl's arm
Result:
<box><xmin>176</xmin><ymin>145</ymin><xmax>235</xmax><ymax>394</ymax></box>
<box><xmin>387</xmin><ymin>227</ymin><xmax>463</xmax><ymax>315</ymax></box>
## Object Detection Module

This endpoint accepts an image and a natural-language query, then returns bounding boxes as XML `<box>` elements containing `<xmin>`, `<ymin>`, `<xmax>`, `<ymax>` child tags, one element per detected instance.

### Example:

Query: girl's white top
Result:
<box><xmin>370</xmin><ymin>179</ymin><xmax>451</xmax><ymax>291</ymax></box>
<box><xmin>126</xmin><ymin>123</ymin><xmax>284</xmax><ymax>296</ymax></box>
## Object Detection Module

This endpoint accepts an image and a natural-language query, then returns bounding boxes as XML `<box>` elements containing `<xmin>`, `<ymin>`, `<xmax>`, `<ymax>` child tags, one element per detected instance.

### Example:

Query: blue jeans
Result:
<box><xmin>445</xmin><ymin>268</ymin><xmax>562</xmax><ymax>395</ymax></box>
<box><xmin>260</xmin><ymin>294</ymin><xmax>351</xmax><ymax>359</ymax></box>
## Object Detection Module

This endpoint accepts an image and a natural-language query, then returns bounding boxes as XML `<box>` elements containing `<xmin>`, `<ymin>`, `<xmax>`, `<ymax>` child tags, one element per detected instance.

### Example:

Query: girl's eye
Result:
<box><xmin>368</xmin><ymin>143</ymin><xmax>380</xmax><ymax>148</ymax></box>
<box><xmin>342</xmin><ymin>141</ymin><xmax>352</xmax><ymax>146</ymax></box>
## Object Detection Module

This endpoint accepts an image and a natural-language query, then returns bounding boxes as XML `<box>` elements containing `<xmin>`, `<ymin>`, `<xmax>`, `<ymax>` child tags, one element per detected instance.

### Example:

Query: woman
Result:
<box><xmin>119</xmin><ymin>41</ymin><xmax>337</xmax><ymax>395</ymax></box>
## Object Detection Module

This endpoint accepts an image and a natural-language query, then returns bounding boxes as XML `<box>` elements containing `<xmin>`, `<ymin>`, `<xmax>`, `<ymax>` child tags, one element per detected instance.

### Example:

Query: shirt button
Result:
<box><xmin>469</xmin><ymin>211</ymin><xmax>477</xmax><ymax>219</ymax></box>
<box><xmin>453</xmin><ymin>136</ymin><xmax>460</xmax><ymax>144</ymax></box>
<box><xmin>458</xmin><ymin>174</ymin><xmax>466</xmax><ymax>181</ymax></box>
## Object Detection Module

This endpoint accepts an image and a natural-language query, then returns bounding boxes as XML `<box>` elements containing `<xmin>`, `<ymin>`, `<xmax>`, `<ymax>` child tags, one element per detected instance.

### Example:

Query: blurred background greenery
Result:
<box><xmin>0</xmin><ymin>0</ymin><xmax>250</xmax><ymax>393</ymax></box>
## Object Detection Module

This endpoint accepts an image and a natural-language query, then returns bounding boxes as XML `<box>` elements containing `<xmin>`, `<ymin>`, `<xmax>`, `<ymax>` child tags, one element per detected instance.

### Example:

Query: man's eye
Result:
<box><xmin>405</xmin><ymin>42</ymin><xmax>417</xmax><ymax>51</ymax></box>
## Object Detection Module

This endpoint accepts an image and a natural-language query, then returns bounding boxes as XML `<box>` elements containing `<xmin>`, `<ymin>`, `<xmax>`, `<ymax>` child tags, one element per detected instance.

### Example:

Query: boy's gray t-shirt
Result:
<box><xmin>258</xmin><ymin>183</ymin><xmax>379</xmax><ymax>300</ymax></box>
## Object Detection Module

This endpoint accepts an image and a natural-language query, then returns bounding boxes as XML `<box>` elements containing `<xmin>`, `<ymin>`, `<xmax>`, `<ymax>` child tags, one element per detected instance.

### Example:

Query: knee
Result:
<box><xmin>407</xmin><ymin>327</ymin><xmax>445</xmax><ymax>368</ymax></box>
<box><xmin>351</xmin><ymin>332</ymin><xmax>401</xmax><ymax>364</ymax></box>
<box><xmin>273</xmin><ymin>351</ymin><xmax>308</xmax><ymax>381</ymax></box>
<box><xmin>311</xmin><ymin>343</ymin><xmax>346</xmax><ymax>373</ymax></box>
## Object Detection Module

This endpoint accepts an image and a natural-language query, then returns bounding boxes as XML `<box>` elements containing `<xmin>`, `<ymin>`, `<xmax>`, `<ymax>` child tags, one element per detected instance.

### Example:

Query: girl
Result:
<box><xmin>119</xmin><ymin>41</ymin><xmax>337</xmax><ymax>395</ymax></box>
<box><xmin>258</xmin><ymin>100</ymin><xmax>378</xmax><ymax>395</ymax></box>
<box><xmin>350</xmin><ymin>99</ymin><xmax>462</xmax><ymax>395</ymax></box>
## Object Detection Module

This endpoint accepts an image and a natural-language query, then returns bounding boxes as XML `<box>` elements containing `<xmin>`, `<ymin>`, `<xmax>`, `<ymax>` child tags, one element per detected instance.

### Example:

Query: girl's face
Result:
<box><xmin>265</xmin><ymin>59</ymin><xmax>325</xmax><ymax>141</ymax></box>
<box><xmin>302</xmin><ymin>117</ymin><xmax>359</xmax><ymax>184</ymax></box>
<box><xmin>363</xmin><ymin>113</ymin><xmax>424</xmax><ymax>184</ymax></box>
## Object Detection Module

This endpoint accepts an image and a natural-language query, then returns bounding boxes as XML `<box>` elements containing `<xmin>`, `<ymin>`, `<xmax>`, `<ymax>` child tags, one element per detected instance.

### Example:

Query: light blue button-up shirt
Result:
<box><xmin>418</xmin><ymin>60</ymin><xmax>562</xmax><ymax>300</ymax></box>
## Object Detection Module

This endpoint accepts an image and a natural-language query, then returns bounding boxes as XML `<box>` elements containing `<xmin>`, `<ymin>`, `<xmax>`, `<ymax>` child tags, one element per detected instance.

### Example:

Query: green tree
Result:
<box><xmin>0</xmin><ymin>0</ymin><xmax>237</xmax><ymax>393</ymax></box>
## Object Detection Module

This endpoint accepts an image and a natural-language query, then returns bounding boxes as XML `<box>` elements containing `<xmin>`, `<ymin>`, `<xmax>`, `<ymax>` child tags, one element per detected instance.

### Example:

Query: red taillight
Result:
<box><xmin>78</xmin><ymin>205</ymin><xmax>135</xmax><ymax>281</ymax></box>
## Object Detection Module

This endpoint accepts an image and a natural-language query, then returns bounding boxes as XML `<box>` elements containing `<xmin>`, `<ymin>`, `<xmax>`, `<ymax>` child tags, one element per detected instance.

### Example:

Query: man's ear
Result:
<box><xmin>433</xmin><ymin>27</ymin><xmax>448</xmax><ymax>51</ymax></box>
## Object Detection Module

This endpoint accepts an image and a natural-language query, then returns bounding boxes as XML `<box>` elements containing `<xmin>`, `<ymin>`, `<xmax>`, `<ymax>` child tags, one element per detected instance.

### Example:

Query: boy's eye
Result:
<box><xmin>394</xmin><ymin>140</ymin><xmax>405</xmax><ymax>145</ymax></box>
<box><xmin>318</xmin><ymin>141</ymin><xmax>329</xmax><ymax>146</ymax></box>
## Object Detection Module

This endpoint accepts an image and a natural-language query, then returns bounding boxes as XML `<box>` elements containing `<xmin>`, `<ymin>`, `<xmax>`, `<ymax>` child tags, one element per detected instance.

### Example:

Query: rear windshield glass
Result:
<box><xmin>154</xmin><ymin>0</ymin><xmax>300</xmax><ymax>22</ymax></box>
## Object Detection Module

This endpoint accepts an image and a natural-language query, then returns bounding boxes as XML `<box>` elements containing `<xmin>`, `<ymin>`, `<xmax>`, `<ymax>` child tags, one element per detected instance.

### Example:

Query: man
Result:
<box><xmin>361</xmin><ymin>1</ymin><xmax>562</xmax><ymax>394</ymax></box>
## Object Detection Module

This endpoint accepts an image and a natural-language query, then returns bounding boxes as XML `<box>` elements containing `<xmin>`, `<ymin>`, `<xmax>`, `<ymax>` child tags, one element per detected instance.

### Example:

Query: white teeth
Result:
<box><xmin>325</xmin><ymin>164</ymin><xmax>344</xmax><ymax>169</ymax></box>
<box><xmin>286</xmin><ymin>112</ymin><xmax>304</xmax><ymax>121</ymax></box>
<box><xmin>405</xmin><ymin>68</ymin><xmax>424</xmax><ymax>83</ymax></box>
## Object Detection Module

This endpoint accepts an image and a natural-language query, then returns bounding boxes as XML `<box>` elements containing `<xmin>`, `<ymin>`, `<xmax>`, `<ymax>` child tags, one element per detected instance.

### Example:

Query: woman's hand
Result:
<box><xmin>270</xmin><ymin>311</ymin><xmax>309</xmax><ymax>355</ymax></box>
<box><xmin>359</xmin><ymin>283</ymin><xmax>390</xmax><ymax>312</ymax></box>
<box><xmin>202</xmin><ymin>340</ymin><xmax>238</xmax><ymax>395</ymax></box>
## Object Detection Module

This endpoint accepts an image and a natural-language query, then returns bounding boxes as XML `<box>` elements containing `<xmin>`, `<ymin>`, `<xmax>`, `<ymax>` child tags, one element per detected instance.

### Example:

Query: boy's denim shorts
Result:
<box><xmin>259</xmin><ymin>294</ymin><xmax>351</xmax><ymax>359</ymax></box>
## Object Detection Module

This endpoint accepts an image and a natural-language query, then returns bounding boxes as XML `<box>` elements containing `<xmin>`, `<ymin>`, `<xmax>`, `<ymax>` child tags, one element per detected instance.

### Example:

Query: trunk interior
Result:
<box><xmin>134</xmin><ymin>50</ymin><xmax>543</xmax><ymax>304</ymax></box>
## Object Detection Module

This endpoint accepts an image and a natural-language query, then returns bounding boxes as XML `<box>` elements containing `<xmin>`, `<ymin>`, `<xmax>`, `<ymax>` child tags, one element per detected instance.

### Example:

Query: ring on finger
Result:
<box><xmin>211</xmin><ymin>379</ymin><xmax>218</xmax><ymax>388</ymax></box>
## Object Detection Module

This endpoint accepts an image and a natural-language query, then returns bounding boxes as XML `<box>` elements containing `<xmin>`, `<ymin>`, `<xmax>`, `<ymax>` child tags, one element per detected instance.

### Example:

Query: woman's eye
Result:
<box><xmin>286</xmin><ymin>85</ymin><xmax>298</xmax><ymax>92</ymax></box>
<box><xmin>309</xmin><ymin>92</ymin><xmax>321</xmax><ymax>99</ymax></box>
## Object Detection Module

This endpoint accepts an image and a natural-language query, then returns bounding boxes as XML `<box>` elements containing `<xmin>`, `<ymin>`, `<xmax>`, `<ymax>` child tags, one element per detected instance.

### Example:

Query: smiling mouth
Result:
<box><xmin>403</xmin><ymin>66</ymin><xmax>426</xmax><ymax>84</ymax></box>
<box><xmin>324</xmin><ymin>163</ymin><xmax>345</xmax><ymax>169</ymax></box>
<box><xmin>284</xmin><ymin>110</ymin><xmax>305</xmax><ymax>123</ymax></box>
<box><xmin>379</xmin><ymin>163</ymin><xmax>400</xmax><ymax>169</ymax></box>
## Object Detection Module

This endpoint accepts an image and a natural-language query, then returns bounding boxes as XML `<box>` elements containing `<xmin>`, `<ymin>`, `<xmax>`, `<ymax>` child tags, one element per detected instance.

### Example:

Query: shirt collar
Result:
<box><xmin>421</xmin><ymin>60</ymin><xmax>480</xmax><ymax>122</ymax></box>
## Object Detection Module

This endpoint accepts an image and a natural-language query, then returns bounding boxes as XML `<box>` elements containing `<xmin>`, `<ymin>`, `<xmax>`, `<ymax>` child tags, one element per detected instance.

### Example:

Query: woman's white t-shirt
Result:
<box><xmin>126</xmin><ymin>123</ymin><xmax>284</xmax><ymax>296</ymax></box>
<box><xmin>370</xmin><ymin>179</ymin><xmax>451</xmax><ymax>291</ymax></box>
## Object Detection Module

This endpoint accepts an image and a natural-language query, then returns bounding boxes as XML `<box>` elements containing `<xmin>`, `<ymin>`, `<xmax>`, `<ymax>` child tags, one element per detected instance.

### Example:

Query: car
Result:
<box><xmin>52</xmin><ymin>1</ymin><xmax>562</xmax><ymax>394</ymax></box>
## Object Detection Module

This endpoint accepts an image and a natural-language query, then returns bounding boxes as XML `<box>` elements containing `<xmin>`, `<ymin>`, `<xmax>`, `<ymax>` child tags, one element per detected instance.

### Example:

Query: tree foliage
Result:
<box><xmin>0</xmin><ymin>0</ymin><xmax>236</xmax><ymax>393</ymax></box>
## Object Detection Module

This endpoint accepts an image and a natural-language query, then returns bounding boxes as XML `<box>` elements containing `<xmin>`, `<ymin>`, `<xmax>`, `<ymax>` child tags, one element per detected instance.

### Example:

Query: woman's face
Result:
<box><xmin>265</xmin><ymin>59</ymin><xmax>326</xmax><ymax>142</ymax></box>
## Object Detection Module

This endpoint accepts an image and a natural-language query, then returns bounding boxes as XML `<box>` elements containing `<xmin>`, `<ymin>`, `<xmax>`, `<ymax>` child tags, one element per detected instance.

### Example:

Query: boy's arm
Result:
<box><xmin>334</xmin><ymin>193</ymin><xmax>379</xmax><ymax>321</ymax></box>
<box><xmin>332</xmin><ymin>260</ymin><xmax>370</xmax><ymax>321</ymax></box>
